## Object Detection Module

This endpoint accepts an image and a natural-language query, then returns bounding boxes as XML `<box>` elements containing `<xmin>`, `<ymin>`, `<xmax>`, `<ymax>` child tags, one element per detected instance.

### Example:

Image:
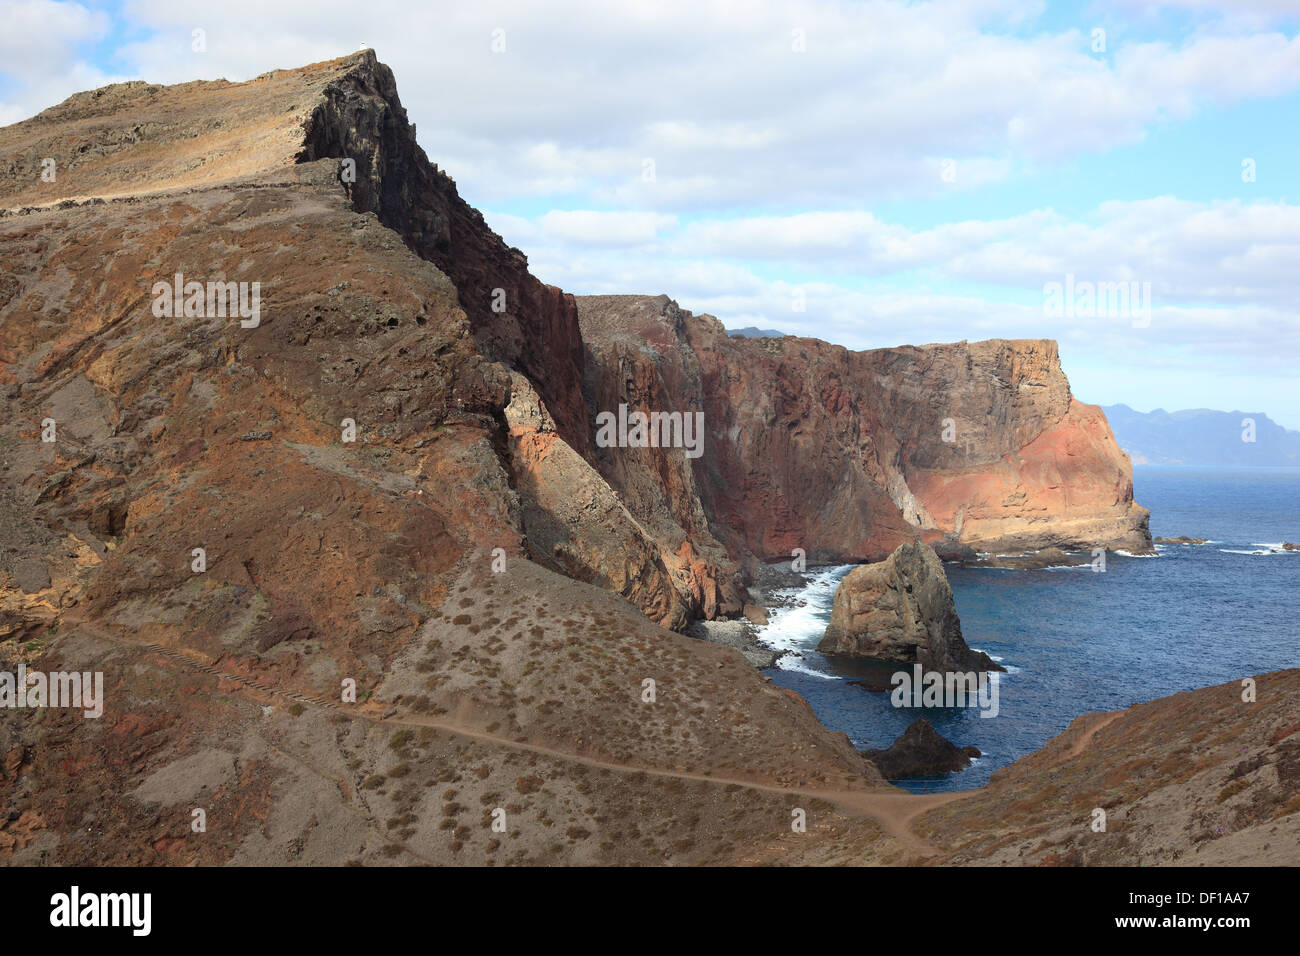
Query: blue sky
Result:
<box><xmin>3</xmin><ymin>0</ymin><xmax>1299</xmax><ymax>426</ymax></box>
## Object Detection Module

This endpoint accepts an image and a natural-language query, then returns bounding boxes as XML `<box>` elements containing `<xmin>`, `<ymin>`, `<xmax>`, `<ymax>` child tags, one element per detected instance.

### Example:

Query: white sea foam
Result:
<box><xmin>1220</xmin><ymin>545</ymin><xmax>1299</xmax><ymax>556</ymax></box>
<box><xmin>752</xmin><ymin>565</ymin><xmax>853</xmax><ymax>679</ymax></box>
<box><xmin>777</xmin><ymin>653</ymin><xmax>839</xmax><ymax>679</ymax></box>
<box><xmin>982</xmin><ymin>652</ymin><xmax>1020</xmax><ymax>674</ymax></box>
<box><xmin>1115</xmin><ymin>550</ymin><xmax>1159</xmax><ymax>558</ymax></box>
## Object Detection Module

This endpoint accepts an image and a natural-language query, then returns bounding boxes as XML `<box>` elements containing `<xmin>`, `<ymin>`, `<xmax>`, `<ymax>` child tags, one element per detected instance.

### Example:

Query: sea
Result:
<box><xmin>759</xmin><ymin>466</ymin><xmax>1300</xmax><ymax>792</ymax></box>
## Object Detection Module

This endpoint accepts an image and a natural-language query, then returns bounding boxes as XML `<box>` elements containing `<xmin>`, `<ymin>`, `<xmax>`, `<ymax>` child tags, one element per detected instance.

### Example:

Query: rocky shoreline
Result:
<box><xmin>685</xmin><ymin>619</ymin><xmax>783</xmax><ymax>669</ymax></box>
<box><xmin>685</xmin><ymin>561</ymin><xmax>833</xmax><ymax>669</ymax></box>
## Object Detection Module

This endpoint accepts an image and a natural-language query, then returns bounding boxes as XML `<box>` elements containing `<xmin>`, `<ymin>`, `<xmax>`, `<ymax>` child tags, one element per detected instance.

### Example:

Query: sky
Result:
<box><xmin>2</xmin><ymin>0</ymin><xmax>1299</xmax><ymax>426</ymax></box>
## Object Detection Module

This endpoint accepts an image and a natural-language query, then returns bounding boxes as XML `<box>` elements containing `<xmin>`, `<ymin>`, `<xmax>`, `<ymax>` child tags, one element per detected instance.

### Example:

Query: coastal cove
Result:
<box><xmin>757</xmin><ymin>465</ymin><xmax>1300</xmax><ymax>792</ymax></box>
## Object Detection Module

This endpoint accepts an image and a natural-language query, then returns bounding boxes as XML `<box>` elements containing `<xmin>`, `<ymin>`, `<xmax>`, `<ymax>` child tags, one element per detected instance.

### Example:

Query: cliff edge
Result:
<box><xmin>576</xmin><ymin>294</ymin><xmax>1151</xmax><ymax>582</ymax></box>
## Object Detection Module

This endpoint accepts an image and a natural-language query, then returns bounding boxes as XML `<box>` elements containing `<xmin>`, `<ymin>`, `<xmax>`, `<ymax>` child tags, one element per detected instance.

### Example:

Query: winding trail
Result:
<box><xmin>1066</xmin><ymin>711</ymin><xmax>1124</xmax><ymax>758</ymax></box>
<box><xmin>62</xmin><ymin>614</ymin><xmax>1120</xmax><ymax>860</ymax></box>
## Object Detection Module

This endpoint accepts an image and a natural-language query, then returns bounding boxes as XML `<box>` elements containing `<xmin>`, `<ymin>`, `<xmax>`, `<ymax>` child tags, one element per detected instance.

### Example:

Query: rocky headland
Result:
<box><xmin>575</xmin><ymin>294</ymin><xmax>1153</xmax><ymax>599</ymax></box>
<box><xmin>1</xmin><ymin>50</ymin><xmax>1273</xmax><ymax>869</ymax></box>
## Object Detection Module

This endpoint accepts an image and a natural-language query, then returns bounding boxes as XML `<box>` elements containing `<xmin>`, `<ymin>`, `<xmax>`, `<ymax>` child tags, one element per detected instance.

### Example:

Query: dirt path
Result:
<box><xmin>1065</xmin><ymin>711</ymin><xmax>1124</xmax><ymax>759</ymax></box>
<box><xmin>62</xmin><ymin>614</ymin><xmax>1118</xmax><ymax>860</ymax></box>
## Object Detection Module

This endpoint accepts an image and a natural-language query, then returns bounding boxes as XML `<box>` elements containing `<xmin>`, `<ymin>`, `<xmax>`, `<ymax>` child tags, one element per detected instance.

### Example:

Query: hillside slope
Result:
<box><xmin>0</xmin><ymin>51</ymin><xmax>1247</xmax><ymax>868</ymax></box>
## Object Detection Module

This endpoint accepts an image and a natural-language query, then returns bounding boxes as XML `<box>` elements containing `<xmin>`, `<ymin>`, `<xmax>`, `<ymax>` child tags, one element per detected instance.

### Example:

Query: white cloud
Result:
<box><xmin>0</xmin><ymin>0</ymin><xmax>120</xmax><ymax>125</ymax></box>
<box><xmin>0</xmin><ymin>0</ymin><xmax>106</xmax><ymax>72</ymax></box>
<box><xmin>4</xmin><ymin>0</ymin><xmax>1284</xmax><ymax>209</ymax></box>
<box><xmin>537</xmin><ymin>210</ymin><xmax>678</xmax><ymax>245</ymax></box>
<box><xmin>482</xmin><ymin>196</ymin><xmax>1300</xmax><ymax>418</ymax></box>
<box><xmin>498</xmin><ymin>198</ymin><xmax>1300</xmax><ymax>312</ymax></box>
<box><xmin>1105</xmin><ymin>0</ymin><xmax>1300</xmax><ymax>30</ymax></box>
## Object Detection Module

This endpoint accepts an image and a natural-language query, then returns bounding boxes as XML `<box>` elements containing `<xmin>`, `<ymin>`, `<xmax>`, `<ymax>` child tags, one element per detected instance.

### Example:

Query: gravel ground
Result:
<box><xmin>686</xmin><ymin>618</ymin><xmax>784</xmax><ymax>669</ymax></box>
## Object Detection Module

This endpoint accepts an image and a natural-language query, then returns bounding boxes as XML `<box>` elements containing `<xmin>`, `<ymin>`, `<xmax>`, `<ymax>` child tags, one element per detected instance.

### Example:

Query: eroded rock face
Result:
<box><xmin>1</xmin><ymin>162</ymin><xmax>517</xmax><ymax>679</ymax></box>
<box><xmin>504</xmin><ymin>374</ymin><xmax>689</xmax><ymax>629</ymax></box>
<box><xmin>861</xmin><ymin>718</ymin><xmax>981</xmax><ymax>779</ymax></box>
<box><xmin>818</xmin><ymin>542</ymin><xmax>997</xmax><ymax>672</ymax></box>
<box><xmin>575</xmin><ymin>295</ymin><xmax>1152</xmax><ymax>572</ymax></box>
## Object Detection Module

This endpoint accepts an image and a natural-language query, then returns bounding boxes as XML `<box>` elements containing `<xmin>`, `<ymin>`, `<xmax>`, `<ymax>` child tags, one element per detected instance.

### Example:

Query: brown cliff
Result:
<box><xmin>294</xmin><ymin>55</ymin><xmax>591</xmax><ymax>458</ymax></box>
<box><xmin>576</xmin><ymin>295</ymin><xmax>1151</xmax><ymax>577</ymax></box>
<box><xmin>0</xmin><ymin>56</ymin><xmax>1150</xmax><ymax>640</ymax></box>
<box><xmin>0</xmin><ymin>51</ymin><xmax>589</xmax><ymax>460</ymax></box>
<box><xmin>504</xmin><ymin>373</ymin><xmax>689</xmax><ymax>628</ymax></box>
<box><xmin>818</xmin><ymin>541</ymin><xmax>998</xmax><ymax>672</ymax></box>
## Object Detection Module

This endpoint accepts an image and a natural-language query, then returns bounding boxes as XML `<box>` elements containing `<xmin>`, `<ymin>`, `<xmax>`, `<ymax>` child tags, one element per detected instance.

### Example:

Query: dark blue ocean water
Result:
<box><xmin>764</xmin><ymin>466</ymin><xmax>1300</xmax><ymax>792</ymax></box>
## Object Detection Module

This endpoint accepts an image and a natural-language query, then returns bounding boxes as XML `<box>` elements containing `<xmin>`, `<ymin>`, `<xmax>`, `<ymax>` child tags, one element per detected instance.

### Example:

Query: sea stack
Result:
<box><xmin>818</xmin><ymin>541</ymin><xmax>1001</xmax><ymax>672</ymax></box>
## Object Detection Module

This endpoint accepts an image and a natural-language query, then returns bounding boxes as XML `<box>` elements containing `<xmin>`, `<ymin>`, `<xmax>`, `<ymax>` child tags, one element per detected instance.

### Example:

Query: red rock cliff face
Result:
<box><xmin>576</xmin><ymin>295</ymin><xmax>1151</xmax><ymax>567</ymax></box>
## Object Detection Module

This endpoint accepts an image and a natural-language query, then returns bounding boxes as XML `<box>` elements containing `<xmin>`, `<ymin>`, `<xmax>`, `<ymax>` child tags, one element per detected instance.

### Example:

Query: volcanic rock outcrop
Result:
<box><xmin>818</xmin><ymin>541</ymin><xmax>999</xmax><ymax>672</ymax></box>
<box><xmin>575</xmin><ymin>295</ymin><xmax>1152</xmax><ymax>579</ymax></box>
<box><xmin>295</xmin><ymin>68</ymin><xmax>592</xmax><ymax>459</ymax></box>
<box><xmin>503</xmin><ymin>372</ymin><xmax>689</xmax><ymax>628</ymax></box>
<box><xmin>861</xmin><ymin>718</ymin><xmax>982</xmax><ymax>779</ymax></box>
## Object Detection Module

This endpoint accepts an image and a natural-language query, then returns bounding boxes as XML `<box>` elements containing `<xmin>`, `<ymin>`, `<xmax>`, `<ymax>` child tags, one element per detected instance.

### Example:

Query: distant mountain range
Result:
<box><xmin>1101</xmin><ymin>404</ymin><xmax>1300</xmax><ymax>466</ymax></box>
<box><xmin>727</xmin><ymin>326</ymin><xmax>786</xmax><ymax>338</ymax></box>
